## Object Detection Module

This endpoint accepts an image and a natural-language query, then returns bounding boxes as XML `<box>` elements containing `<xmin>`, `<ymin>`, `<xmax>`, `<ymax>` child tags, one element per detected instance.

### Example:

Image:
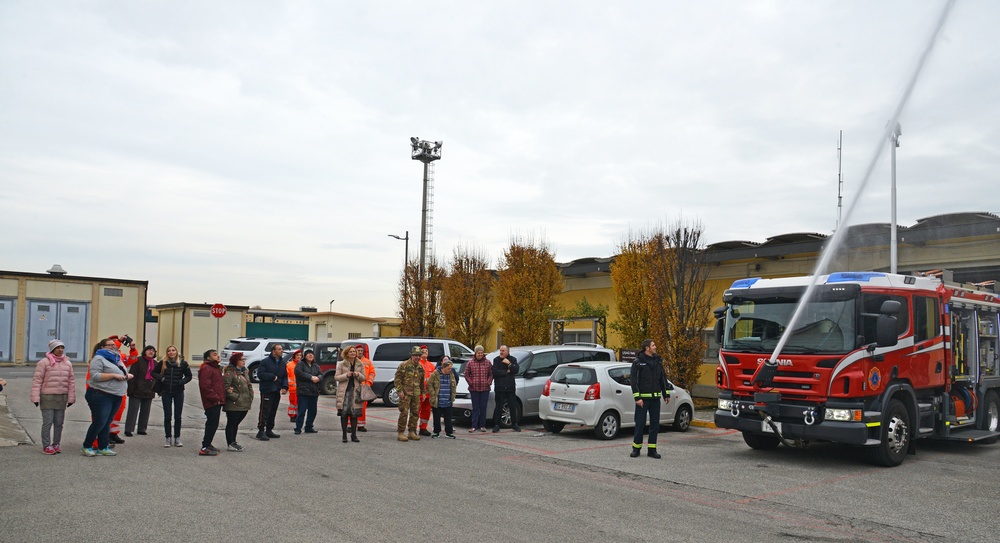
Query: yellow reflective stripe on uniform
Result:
<box><xmin>636</xmin><ymin>392</ymin><xmax>662</xmax><ymax>398</ymax></box>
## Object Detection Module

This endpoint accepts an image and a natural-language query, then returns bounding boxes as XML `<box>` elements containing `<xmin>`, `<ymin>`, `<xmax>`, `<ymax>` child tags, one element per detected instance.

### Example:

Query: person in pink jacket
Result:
<box><xmin>31</xmin><ymin>339</ymin><xmax>76</xmax><ymax>454</ymax></box>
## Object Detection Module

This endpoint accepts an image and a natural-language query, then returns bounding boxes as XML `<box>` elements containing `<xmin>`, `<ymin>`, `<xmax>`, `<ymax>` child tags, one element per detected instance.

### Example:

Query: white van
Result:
<box><xmin>341</xmin><ymin>338</ymin><xmax>474</xmax><ymax>406</ymax></box>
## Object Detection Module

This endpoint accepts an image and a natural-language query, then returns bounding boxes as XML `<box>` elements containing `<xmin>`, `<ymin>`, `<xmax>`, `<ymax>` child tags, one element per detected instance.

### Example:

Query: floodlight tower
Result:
<box><xmin>409</xmin><ymin>137</ymin><xmax>443</xmax><ymax>284</ymax></box>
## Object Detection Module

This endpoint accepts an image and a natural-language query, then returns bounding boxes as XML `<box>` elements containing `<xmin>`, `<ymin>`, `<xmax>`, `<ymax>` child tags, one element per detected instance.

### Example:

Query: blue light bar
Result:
<box><xmin>826</xmin><ymin>272</ymin><xmax>886</xmax><ymax>284</ymax></box>
<box><xmin>730</xmin><ymin>278</ymin><xmax>760</xmax><ymax>289</ymax></box>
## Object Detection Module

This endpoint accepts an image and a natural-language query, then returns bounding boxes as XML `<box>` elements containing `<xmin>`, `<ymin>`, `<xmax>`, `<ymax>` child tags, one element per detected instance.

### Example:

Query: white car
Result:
<box><xmin>539</xmin><ymin>361</ymin><xmax>694</xmax><ymax>439</ymax></box>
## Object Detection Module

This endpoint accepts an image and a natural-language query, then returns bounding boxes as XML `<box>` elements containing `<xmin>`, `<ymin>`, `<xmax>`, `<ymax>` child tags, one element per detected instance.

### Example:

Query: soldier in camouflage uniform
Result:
<box><xmin>394</xmin><ymin>346</ymin><xmax>426</xmax><ymax>442</ymax></box>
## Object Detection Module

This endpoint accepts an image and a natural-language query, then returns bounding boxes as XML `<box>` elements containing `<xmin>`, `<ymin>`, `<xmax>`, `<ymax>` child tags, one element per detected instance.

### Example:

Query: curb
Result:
<box><xmin>0</xmin><ymin>395</ymin><xmax>33</xmax><ymax>447</ymax></box>
<box><xmin>691</xmin><ymin>419</ymin><xmax>716</xmax><ymax>429</ymax></box>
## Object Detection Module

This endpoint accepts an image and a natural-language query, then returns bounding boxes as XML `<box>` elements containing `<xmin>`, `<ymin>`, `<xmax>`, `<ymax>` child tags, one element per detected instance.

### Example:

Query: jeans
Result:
<box><xmin>84</xmin><ymin>389</ymin><xmax>123</xmax><ymax>450</ymax></box>
<box><xmin>493</xmin><ymin>390</ymin><xmax>519</xmax><ymax>429</ymax></box>
<box><xmin>202</xmin><ymin>404</ymin><xmax>222</xmax><ymax>449</ymax></box>
<box><xmin>225</xmin><ymin>410</ymin><xmax>248</xmax><ymax>445</ymax></box>
<box><xmin>295</xmin><ymin>394</ymin><xmax>318</xmax><ymax>432</ymax></box>
<box><xmin>161</xmin><ymin>390</ymin><xmax>185</xmax><ymax>438</ymax></box>
<box><xmin>632</xmin><ymin>397</ymin><xmax>662</xmax><ymax>448</ymax></box>
<box><xmin>257</xmin><ymin>391</ymin><xmax>280</xmax><ymax>432</ymax></box>
<box><xmin>432</xmin><ymin>405</ymin><xmax>454</xmax><ymax>435</ymax></box>
<box><xmin>470</xmin><ymin>390</ymin><xmax>490</xmax><ymax>430</ymax></box>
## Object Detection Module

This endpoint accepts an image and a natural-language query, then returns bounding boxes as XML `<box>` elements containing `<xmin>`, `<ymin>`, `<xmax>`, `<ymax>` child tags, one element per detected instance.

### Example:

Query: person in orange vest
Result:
<box><xmin>85</xmin><ymin>334</ymin><xmax>138</xmax><ymax>447</ymax></box>
<box><xmin>417</xmin><ymin>345</ymin><xmax>436</xmax><ymax>436</ymax></box>
<box><xmin>286</xmin><ymin>350</ymin><xmax>301</xmax><ymax>422</ymax></box>
<box><xmin>350</xmin><ymin>344</ymin><xmax>376</xmax><ymax>432</ymax></box>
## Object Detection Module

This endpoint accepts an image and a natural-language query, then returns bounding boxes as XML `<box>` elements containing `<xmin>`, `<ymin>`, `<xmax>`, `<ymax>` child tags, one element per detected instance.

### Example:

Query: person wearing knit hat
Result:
<box><xmin>124</xmin><ymin>346</ymin><xmax>158</xmax><ymax>437</ymax></box>
<box><xmin>31</xmin><ymin>339</ymin><xmax>76</xmax><ymax>454</ymax></box>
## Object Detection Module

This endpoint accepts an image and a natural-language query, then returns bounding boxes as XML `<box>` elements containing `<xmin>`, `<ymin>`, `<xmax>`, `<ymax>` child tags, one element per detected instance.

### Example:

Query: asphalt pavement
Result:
<box><xmin>1</xmin><ymin>366</ymin><xmax>998</xmax><ymax>543</ymax></box>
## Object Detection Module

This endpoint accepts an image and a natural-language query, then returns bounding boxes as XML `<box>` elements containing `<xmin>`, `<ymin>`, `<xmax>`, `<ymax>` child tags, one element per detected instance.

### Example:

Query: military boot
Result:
<box><xmin>407</xmin><ymin>430</ymin><xmax>421</xmax><ymax>441</ymax></box>
<box><xmin>397</xmin><ymin>432</ymin><xmax>408</xmax><ymax>442</ymax></box>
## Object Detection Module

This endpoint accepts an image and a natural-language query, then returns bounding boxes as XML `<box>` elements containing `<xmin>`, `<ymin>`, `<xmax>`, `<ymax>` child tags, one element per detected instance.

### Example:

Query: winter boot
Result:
<box><xmin>407</xmin><ymin>430</ymin><xmax>421</xmax><ymax>441</ymax></box>
<box><xmin>397</xmin><ymin>432</ymin><xmax>408</xmax><ymax>442</ymax></box>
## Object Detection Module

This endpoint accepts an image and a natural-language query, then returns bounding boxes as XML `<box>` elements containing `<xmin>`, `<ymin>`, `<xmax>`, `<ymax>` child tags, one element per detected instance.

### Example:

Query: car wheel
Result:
<box><xmin>672</xmin><ymin>404</ymin><xmax>692</xmax><ymax>432</ymax></box>
<box><xmin>594</xmin><ymin>410</ymin><xmax>620</xmax><ymax>440</ymax></box>
<box><xmin>383</xmin><ymin>385</ymin><xmax>399</xmax><ymax>408</ymax></box>
<box><xmin>543</xmin><ymin>420</ymin><xmax>565</xmax><ymax>434</ymax></box>
<box><xmin>865</xmin><ymin>399</ymin><xmax>910</xmax><ymax>467</ymax></box>
<box><xmin>500</xmin><ymin>400</ymin><xmax>521</xmax><ymax>428</ymax></box>
<box><xmin>248</xmin><ymin>362</ymin><xmax>260</xmax><ymax>384</ymax></box>
<box><xmin>980</xmin><ymin>391</ymin><xmax>1000</xmax><ymax>444</ymax></box>
<box><xmin>320</xmin><ymin>374</ymin><xmax>337</xmax><ymax>396</ymax></box>
<box><xmin>742</xmin><ymin>431</ymin><xmax>781</xmax><ymax>450</ymax></box>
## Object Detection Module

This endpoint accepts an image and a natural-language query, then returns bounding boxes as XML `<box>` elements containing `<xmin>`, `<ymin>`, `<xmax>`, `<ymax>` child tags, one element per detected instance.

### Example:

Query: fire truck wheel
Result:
<box><xmin>868</xmin><ymin>399</ymin><xmax>909</xmax><ymax>467</ymax></box>
<box><xmin>742</xmin><ymin>431</ymin><xmax>780</xmax><ymax>450</ymax></box>
<box><xmin>981</xmin><ymin>391</ymin><xmax>999</xmax><ymax>444</ymax></box>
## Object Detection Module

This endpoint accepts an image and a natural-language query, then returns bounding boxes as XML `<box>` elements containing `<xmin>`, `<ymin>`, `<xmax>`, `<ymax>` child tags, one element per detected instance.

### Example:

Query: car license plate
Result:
<box><xmin>553</xmin><ymin>403</ymin><xmax>575</xmax><ymax>413</ymax></box>
<box><xmin>762</xmin><ymin>420</ymin><xmax>782</xmax><ymax>433</ymax></box>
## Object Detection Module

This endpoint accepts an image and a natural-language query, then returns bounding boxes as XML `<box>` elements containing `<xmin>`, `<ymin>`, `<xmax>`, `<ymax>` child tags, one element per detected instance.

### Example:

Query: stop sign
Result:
<box><xmin>210</xmin><ymin>303</ymin><xmax>227</xmax><ymax>318</ymax></box>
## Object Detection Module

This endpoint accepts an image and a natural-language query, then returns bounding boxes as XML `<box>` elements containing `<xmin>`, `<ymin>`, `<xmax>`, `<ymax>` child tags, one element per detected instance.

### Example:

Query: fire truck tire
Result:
<box><xmin>742</xmin><ymin>431</ymin><xmax>780</xmax><ymax>450</ymax></box>
<box><xmin>867</xmin><ymin>399</ymin><xmax>909</xmax><ymax>467</ymax></box>
<box><xmin>980</xmin><ymin>391</ymin><xmax>999</xmax><ymax>444</ymax></box>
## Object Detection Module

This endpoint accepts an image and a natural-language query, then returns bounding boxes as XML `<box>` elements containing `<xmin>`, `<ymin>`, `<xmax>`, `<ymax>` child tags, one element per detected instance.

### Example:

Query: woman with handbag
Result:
<box><xmin>124</xmin><ymin>345</ymin><xmax>157</xmax><ymax>437</ymax></box>
<box><xmin>334</xmin><ymin>346</ymin><xmax>365</xmax><ymax>443</ymax></box>
<box><xmin>293</xmin><ymin>349</ymin><xmax>321</xmax><ymax>435</ymax></box>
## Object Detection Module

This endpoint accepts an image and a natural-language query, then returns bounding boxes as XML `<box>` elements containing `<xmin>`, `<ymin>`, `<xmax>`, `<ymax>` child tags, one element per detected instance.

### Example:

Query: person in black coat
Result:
<box><xmin>293</xmin><ymin>349</ymin><xmax>322</xmax><ymax>434</ymax></box>
<box><xmin>491</xmin><ymin>345</ymin><xmax>521</xmax><ymax>433</ymax></box>
<box><xmin>255</xmin><ymin>344</ymin><xmax>288</xmax><ymax>440</ymax></box>
<box><xmin>629</xmin><ymin>339</ymin><xmax>671</xmax><ymax>459</ymax></box>
<box><xmin>152</xmin><ymin>345</ymin><xmax>193</xmax><ymax>447</ymax></box>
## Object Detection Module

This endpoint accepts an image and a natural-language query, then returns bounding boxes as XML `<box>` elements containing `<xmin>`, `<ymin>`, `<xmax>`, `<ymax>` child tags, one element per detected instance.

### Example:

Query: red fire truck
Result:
<box><xmin>713</xmin><ymin>271</ymin><xmax>1000</xmax><ymax>466</ymax></box>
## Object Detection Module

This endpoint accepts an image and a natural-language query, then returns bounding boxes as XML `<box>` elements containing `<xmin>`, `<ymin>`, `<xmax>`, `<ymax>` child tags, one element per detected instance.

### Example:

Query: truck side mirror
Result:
<box><xmin>876</xmin><ymin>315</ymin><xmax>898</xmax><ymax>348</ymax></box>
<box><xmin>713</xmin><ymin>306</ymin><xmax>727</xmax><ymax>345</ymax></box>
<box><xmin>879</xmin><ymin>300</ymin><xmax>902</xmax><ymax>315</ymax></box>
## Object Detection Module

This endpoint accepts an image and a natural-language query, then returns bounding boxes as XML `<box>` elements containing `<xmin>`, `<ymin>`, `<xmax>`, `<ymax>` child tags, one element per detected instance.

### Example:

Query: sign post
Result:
<box><xmin>211</xmin><ymin>303</ymin><xmax>227</xmax><ymax>353</ymax></box>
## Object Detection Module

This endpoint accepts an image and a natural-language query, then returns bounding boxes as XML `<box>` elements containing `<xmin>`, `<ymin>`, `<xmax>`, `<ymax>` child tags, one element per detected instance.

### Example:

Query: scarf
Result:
<box><xmin>144</xmin><ymin>355</ymin><xmax>156</xmax><ymax>380</ymax></box>
<box><xmin>46</xmin><ymin>352</ymin><xmax>67</xmax><ymax>367</ymax></box>
<box><xmin>96</xmin><ymin>349</ymin><xmax>121</xmax><ymax>363</ymax></box>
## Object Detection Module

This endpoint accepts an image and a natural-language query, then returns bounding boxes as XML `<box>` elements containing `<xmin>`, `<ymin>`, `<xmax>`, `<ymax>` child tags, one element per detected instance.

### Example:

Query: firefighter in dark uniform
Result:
<box><xmin>630</xmin><ymin>339</ymin><xmax>671</xmax><ymax>458</ymax></box>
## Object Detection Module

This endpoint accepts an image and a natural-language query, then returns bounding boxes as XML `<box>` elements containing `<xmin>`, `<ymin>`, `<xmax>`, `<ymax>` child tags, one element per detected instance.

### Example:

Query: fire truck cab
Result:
<box><xmin>714</xmin><ymin>271</ymin><xmax>1000</xmax><ymax>466</ymax></box>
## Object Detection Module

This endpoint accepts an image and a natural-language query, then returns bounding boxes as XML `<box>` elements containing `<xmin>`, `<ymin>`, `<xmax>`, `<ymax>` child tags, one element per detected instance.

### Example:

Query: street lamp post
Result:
<box><xmin>329</xmin><ymin>299</ymin><xmax>335</xmax><ymax>312</ymax></box>
<box><xmin>889</xmin><ymin>122</ymin><xmax>901</xmax><ymax>274</ymax></box>
<box><xmin>389</xmin><ymin>231</ymin><xmax>410</xmax><ymax>321</ymax></box>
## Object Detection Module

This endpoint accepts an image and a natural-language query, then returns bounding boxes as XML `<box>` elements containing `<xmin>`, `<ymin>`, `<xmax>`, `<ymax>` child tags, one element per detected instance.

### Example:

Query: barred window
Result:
<box><xmin>104</xmin><ymin>288</ymin><xmax>123</xmax><ymax>297</ymax></box>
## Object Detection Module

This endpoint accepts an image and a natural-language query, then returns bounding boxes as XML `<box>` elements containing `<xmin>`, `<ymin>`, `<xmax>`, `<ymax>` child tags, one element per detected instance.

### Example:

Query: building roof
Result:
<box><xmin>0</xmin><ymin>270</ymin><xmax>148</xmax><ymax>286</ymax></box>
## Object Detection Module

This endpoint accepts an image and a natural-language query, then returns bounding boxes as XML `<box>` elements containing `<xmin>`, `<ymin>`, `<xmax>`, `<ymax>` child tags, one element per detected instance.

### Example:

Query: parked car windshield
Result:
<box><xmin>224</xmin><ymin>341</ymin><xmax>259</xmax><ymax>351</ymax></box>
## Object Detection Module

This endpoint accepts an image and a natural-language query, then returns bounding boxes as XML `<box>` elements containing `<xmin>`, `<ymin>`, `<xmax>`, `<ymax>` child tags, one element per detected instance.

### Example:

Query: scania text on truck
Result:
<box><xmin>713</xmin><ymin>271</ymin><xmax>1000</xmax><ymax>466</ymax></box>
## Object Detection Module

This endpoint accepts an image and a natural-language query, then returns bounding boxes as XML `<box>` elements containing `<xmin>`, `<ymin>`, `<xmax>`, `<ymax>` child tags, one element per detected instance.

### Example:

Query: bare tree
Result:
<box><xmin>397</xmin><ymin>255</ymin><xmax>446</xmax><ymax>337</ymax></box>
<box><xmin>494</xmin><ymin>236</ymin><xmax>564</xmax><ymax>346</ymax></box>
<box><xmin>442</xmin><ymin>245</ymin><xmax>494</xmax><ymax>348</ymax></box>
<box><xmin>644</xmin><ymin>219</ymin><xmax>712</xmax><ymax>390</ymax></box>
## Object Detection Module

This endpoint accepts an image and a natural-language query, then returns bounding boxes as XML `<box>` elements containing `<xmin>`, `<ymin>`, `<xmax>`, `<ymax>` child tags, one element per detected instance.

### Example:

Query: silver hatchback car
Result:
<box><xmin>539</xmin><ymin>361</ymin><xmax>694</xmax><ymax>439</ymax></box>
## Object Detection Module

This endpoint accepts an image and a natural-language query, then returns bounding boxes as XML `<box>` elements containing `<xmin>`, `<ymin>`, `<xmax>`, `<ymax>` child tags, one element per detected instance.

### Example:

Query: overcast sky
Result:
<box><xmin>2</xmin><ymin>1</ymin><xmax>997</xmax><ymax>318</ymax></box>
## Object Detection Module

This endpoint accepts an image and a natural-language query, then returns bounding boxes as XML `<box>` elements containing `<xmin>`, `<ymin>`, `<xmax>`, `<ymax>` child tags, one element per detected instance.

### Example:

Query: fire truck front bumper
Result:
<box><xmin>715</xmin><ymin>396</ymin><xmax>874</xmax><ymax>446</ymax></box>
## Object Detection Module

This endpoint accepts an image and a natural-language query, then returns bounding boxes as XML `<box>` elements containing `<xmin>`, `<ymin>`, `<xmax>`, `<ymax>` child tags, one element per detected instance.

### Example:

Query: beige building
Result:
<box><xmin>0</xmin><ymin>267</ymin><xmax>147</xmax><ymax>364</ymax></box>
<box><xmin>305</xmin><ymin>312</ymin><xmax>387</xmax><ymax>341</ymax></box>
<box><xmin>155</xmin><ymin>303</ymin><xmax>248</xmax><ymax>364</ymax></box>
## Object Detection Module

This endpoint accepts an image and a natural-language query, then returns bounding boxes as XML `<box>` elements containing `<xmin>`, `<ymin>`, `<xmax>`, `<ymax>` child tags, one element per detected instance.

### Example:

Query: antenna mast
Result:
<box><xmin>836</xmin><ymin>130</ymin><xmax>843</xmax><ymax>230</ymax></box>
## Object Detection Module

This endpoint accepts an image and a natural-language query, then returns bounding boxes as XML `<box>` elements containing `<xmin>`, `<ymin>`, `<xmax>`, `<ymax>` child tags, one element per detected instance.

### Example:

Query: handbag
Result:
<box><xmin>359</xmin><ymin>383</ymin><xmax>377</xmax><ymax>402</ymax></box>
<box><xmin>151</xmin><ymin>361</ymin><xmax>165</xmax><ymax>394</ymax></box>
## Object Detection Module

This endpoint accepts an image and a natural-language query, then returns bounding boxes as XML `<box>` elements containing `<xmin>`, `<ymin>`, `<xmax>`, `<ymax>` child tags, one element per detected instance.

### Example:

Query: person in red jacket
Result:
<box><xmin>85</xmin><ymin>334</ymin><xmax>138</xmax><ymax>448</ymax></box>
<box><xmin>198</xmin><ymin>349</ymin><xmax>225</xmax><ymax>456</ymax></box>
<box><xmin>286</xmin><ymin>350</ymin><xmax>301</xmax><ymax>422</ymax></box>
<box><xmin>418</xmin><ymin>345</ymin><xmax>436</xmax><ymax>436</ymax></box>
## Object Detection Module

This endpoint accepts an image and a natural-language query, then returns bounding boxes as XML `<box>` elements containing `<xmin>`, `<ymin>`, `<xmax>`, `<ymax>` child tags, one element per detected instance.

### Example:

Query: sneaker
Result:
<box><xmin>173</xmin><ymin>438</ymin><xmax>184</xmax><ymax>447</ymax></box>
<box><xmin>446</xmin><ymin>434</ymin><xmax>456</xmax><ymax>439</ymax></box>
<box><xmin>304</xmin><ymin>429</ymin><xmax>318</xmax><ymax>433</ymax></box>
<box><xmin>492</xmin><ymin>427</ymin><xmax>500</xmax><ymax>433</ymax></box>
<box><xmin>165</xmin><ymin>437</ymin><xmax>173</xmax><ymax>448</ymax></box>
<box><xmin>97</xmin><ymin>448</ymin><xmax>117</xmax><ymax>456</ymax></box>
<box><xmin>198</xmin><ymin>447</ymin><xmax>218</xmax><ymax>456</ymax></box>
<box><xmin>227</xmin><ymin>443</ymin><xmax>245</xmax><ymax>452</ymax></box>
<box><xmin>479</xmin><ymin>428</ymin><xmax>487</xmax><ymax>433</ymax></box>
<box><xmin>431</xmin><ymin>433</ymin><xmax>440</xmax><ymax>438</ymax></box>
<box><xmin>468</xmin><ymin>428</ymin><xmax>477</xmax><ymax>433</ymax></box>
<box><xmin>208</xmin><ymin>445</ymin><xmax>220</xmax><ymax>453</ymax></box>
<box><xmin>43</xmin><ymin>445</ymin><xmax>57</xmax><ymax>455</ymax></box>
<box><xmin>53</xmin><ymin>444</ymin><xmax>61</xmax><ymax>453</ymax></box>
<box><xmin>255</xmin><ymin>431</ymin><xmax>270</xmax><ymax>441</ymax></box>
<box><xmin>293</xmin><ymin>429</ymin><xmax>302</xmax><ymax>435</ymax></box>
<box><xmin>82</xmin><ymin>447</ymin><xmax>97</xmax><ymax>457</ymax></box>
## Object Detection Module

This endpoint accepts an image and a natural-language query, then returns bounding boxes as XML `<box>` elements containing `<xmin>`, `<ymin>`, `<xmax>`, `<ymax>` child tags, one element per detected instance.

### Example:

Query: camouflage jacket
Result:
<box><xmin>394</xmin><ymin>360</ymin><xmax>425</xmax><ymax>396</ymax></box>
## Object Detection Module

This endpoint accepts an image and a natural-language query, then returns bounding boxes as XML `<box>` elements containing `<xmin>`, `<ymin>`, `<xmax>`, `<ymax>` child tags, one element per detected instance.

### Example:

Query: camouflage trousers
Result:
<box><xmin>397</xmin><ymin>393</ymin><xmax>420</xmax><ymax>433</ymax></box>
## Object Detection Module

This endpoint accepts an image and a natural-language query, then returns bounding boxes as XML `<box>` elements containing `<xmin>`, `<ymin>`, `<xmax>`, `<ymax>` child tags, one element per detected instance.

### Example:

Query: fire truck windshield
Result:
<box><xmin>722</xmin><ymin>297</ymin><xmax>857</xmax><ymax>354</ymax></box>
